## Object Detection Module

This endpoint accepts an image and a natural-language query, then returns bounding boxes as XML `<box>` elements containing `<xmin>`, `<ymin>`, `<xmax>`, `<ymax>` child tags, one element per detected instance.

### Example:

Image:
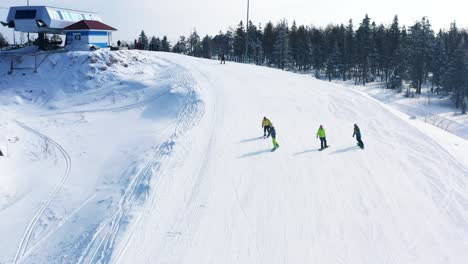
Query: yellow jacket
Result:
<box><xmin>262</xmin><ymin>118</ymin><xmax>271</xmax><ymax>127</ymax></box>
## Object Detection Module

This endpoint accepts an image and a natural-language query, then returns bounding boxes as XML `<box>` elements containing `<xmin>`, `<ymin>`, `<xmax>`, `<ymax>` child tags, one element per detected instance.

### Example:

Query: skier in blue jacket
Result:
<box><xmin>353</xmin><ymin>124</ymin><xmax>364</xmax><ymax>149</ymax></box>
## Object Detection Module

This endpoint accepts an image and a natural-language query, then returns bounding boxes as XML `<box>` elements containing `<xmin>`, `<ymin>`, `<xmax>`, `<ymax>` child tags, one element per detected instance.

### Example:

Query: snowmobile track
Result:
<box><xmin>13</xmin><ymin>120</ymin><xmax>72</xmax><ymax>264</ymax></box>
<box><xmin>76</xmin><ymin>62</ymin><xmax>203</xmax><ymax>264</ymax></box>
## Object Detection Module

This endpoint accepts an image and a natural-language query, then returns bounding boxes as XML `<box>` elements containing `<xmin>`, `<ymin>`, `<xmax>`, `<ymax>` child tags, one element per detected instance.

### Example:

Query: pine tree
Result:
<box><xmin>430</xmin><ymin>30</ymin><xmax>447</xmax><ymax>92</ymax></box>
<box><xmin>233</xmin><ymin>21</ymin><xmax>246</xmax><ymax>62</ymax></box>
<box><xmin>172</xmin><ymin>35</ymin><xmax>187</xmax><ymax>54</ymax></box>
<box><xmin>246</xmin><ymin>21</ymin><xmax>263</xmax><ymax>64</ymax></box>
<box><xmin>139</xmin><ymin>30</ymin><xmax>149</xmax><ymax>50</ymax></box>
<box><xmin>272</xmin><ymin>20</ymin><xmax>291</xmax><ymax>70</ymax></box>
<box><xmin>355</xmin><ymin>14</ymin><xmax>373</xmax><ymax>85</ymax></box>
<box><xmin>310</xmin><ymin>27</ymin><xmax>325</xmax><ymax>77</ymax></box>
<box><xmin>443</xmin><ymin>23</ymin><xmax>467</xmax><ymax>109</ymax></box>
<box><xmin>161</xmin><ymin>36</ymin><xmax>171</xmax><ymax>51</ymax></box>
<box><xmin>373</xmin><ymin>24</ymin><xmax>387</xmax><ymax>80</ymax></box>
<box><xmin>407</xmin><ymin>17</ymin><xmax>433</xmax><ymax>94</ymax></box>
<box><xmin>263</xmin><ymin>21</ymin><xmax>275</xmax><ymax>65</ymax></box>
<box><xmin>149</xmin><ymin>36</ymin><xmax>161</xmax><ymax>51</ymax></box>
<box><xmin>0</xmin><ymin>33</ymin><xmax>8</xmax><ymax>50</ymax></box>
<box><xmin>289</xmin><ymin>21</ymin><xmax>299</xmax><ymax>68</ymax></box>
<box><xmin>188</xmin><ymin>29</ymin><xmax>202</xmax><ymax>57</ymax></box>
<box><xmin>296</xmin><ymin>25</ymin><xmax>311</xmax><ymax>71</ymax></box>
<box><xmin>387</xmin><ymin>16</ymin><xmax>401</xmax><ymax>83</ymax></box>
<box><xmin>201</xmin><ymin>35</ymin><xmax>212</xmax><ymax>58</ymax></box>
<box><xmin>326</xmin><ymin>42</ymin><xmax>343</xmax><ymax>81</ymax></box>
<box><xmin>343</xmin><ymin>20</ymin><xmax>355</xmax><ymax>80</ymax></box>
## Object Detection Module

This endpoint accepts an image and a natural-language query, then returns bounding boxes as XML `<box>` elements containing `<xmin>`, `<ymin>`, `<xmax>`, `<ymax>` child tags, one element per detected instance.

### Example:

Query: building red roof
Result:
<box><xmin>64</xmin><ymin>20</ymin><xmax>117</xmax><ymax>31</ymax></box>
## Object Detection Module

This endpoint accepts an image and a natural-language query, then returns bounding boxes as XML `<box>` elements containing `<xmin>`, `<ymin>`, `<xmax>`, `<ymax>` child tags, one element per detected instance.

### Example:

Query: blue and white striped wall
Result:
<box><xmin>65</xmin><ymin>30</ymin><xmax>111</xmax><ymax>50</ymax></box>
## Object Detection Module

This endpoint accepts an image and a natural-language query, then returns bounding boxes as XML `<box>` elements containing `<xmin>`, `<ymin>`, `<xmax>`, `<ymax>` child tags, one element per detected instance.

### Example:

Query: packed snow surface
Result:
<box><xmin>1</xmin><ymin>51</ymin><xmax>468</xmax><ymax>264</ymax></box>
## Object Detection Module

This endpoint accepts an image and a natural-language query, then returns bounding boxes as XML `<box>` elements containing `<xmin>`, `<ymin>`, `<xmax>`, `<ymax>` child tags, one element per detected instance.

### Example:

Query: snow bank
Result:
<box><xmin>0</xmin><ymin>50</ymin><xmax>203</xmax><ymax>263</ymax></box>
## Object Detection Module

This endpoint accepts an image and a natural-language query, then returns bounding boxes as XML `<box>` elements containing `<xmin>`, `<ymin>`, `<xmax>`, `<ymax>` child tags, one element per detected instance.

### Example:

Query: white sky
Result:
<box><xmin>1</xmin><ymin>0</ymin><xmax>468</xmax><ymax>43</ymax></box>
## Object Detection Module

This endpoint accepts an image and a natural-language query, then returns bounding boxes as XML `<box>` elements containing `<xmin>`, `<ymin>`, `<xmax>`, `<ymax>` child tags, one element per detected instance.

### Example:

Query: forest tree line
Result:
<box><xmin>133</xmin><ymin>15</ymin><xmax>468</xmax><ymax>113</ymax></box>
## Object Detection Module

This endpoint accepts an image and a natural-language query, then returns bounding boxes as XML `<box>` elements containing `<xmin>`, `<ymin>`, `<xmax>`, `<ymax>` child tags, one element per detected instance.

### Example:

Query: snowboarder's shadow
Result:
<box><xmin>238</xmin><ymin>149</ymin><xmax>272</xmax><ymax>158</ymax></box>
<box><xmin>239</xmin><ymin>136</ymin><xmax>263</xmax><ymax>143</ymax></box>
<box><xmin>329</xmin><ymin>146</ymin><xmax>360</xmax><ymax>155</ymax></box>
<box><xmin>292</xmin><ymin>149</ymin><xmax>316</xmax><ymax>156</ymax></box>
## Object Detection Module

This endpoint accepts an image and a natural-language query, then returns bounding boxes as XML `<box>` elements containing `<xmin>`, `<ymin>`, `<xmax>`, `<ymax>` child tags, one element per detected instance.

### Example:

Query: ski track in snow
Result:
<box><xmin>110</xmin><ymin>60</ymin><xmax>217</xmax><ymax>264</ymax></box>
<box><xmin>22</xmin><ymin>193</ymin><xmax>97</xmax><ymax>259</ymax></box>
<box><xmin>76</xmin><ymin>61</ymin><xmax>203</xmax><ymax>264</ymax></box>
<box><xmin>13</xmin><ymin>120</ymin><xmax>72</xmax><ymax>264</ymax></box>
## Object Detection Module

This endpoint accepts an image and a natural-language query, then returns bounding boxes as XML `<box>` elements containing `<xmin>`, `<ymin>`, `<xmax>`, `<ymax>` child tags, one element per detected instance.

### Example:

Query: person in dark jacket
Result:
<box><xmin>220</xmin><ymin>53</ymin><xmax>226</xmax><ymax>64</ymax></box>
<box><xmin>353</xmin><ymin>124</ymin><xmax>364</xmax><ymax>149</ymax></box>
<box><xmin>270</xmin><ymin>126</ymin><xmax>279</xmax><ymax>149</ymax></box>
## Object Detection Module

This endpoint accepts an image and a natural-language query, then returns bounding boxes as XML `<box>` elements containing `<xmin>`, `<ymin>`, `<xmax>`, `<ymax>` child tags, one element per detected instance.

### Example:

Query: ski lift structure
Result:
<box><xmin>1</xmin><ymin>5</ymin><xmax>117</xmax><ymax>73</ymax></box>
<box><xmin>1</xmin><ymin>5</ymin><xmax>116</xmax><ymax>51</ymax></box>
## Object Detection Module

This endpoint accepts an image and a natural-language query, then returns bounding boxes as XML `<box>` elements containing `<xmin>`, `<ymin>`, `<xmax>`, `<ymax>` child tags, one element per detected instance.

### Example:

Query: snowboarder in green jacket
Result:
<box><xmin>316</xmin><ymin>125</ymin><xmax>328</xmax><ymax>150</ymax></box>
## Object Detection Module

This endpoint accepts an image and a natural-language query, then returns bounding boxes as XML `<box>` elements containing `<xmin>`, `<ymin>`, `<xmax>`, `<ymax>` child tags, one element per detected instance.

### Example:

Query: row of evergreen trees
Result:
<box><xmin>133</xmin><ymin>31</ymin><xmax>171</xmax><ymax>52</ymax></box>
<box><xmin>134</xmin><ymin>15</ymin><xmax>468</xmax><ymax>112</ymax></box>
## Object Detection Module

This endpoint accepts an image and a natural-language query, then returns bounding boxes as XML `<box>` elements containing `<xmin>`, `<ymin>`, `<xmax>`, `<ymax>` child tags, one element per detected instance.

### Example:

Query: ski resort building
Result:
<box><xmin>1</xmin><ymin>6</ymin><xmax>117</xmax><ymax>50</ymax></box>
<box><xmin>64</xmin><ymin>20</ymin><xmax>116</xmax><ymax>50</ymax></box>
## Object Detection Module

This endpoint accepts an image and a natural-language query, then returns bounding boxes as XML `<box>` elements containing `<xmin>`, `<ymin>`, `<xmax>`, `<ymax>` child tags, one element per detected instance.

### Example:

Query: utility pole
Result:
<box><xmin>245</xmin><ymin>0</ymin><xmax>249</xmax><ymax>63</ymax></box>
<box><xmin>27</xmin><ymin>0</ymin><xmax>30</xmax><ymax>43</ymax></box>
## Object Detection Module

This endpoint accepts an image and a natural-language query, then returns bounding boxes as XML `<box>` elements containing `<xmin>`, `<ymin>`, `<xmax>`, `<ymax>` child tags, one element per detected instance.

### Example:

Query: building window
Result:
<box><xmin>15</xmin><ymin>10</ymin><xmax>37</xmax><ymax>19</ymax></box>
<box><xmin>74</xmin><ymin>34</ymin><xmax>81</xmax><ymax>41</ymax></box>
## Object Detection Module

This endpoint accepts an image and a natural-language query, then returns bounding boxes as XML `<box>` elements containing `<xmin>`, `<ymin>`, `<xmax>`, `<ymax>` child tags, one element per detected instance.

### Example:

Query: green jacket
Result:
<box><xmin>317</xmin><ymin>127</ymin><xmax>326</xmax><ymax>138</ymax></box>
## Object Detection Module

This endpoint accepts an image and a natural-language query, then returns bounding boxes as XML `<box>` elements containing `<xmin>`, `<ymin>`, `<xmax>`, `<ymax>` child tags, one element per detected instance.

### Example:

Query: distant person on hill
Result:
<box><xmin>270</xmin><ymin>126</ymin><xmax>280</xmax><ymax>151</ymax></box>
<box><xmin>262</xmin><ymin>117</ymin><xmax>272</xmax><ymax>138</ymax></box>
<box><xmin>0</xmin><ymin>148</ymin><xmax>3</xmax><ymax>157</ymax></box>
<box><xmin>353</xmin><ymin>124</ymin><xmax>364</xmax><ymax>149</ymax></box>
<box><xmin>220</xmin><ymin>53</ymin><xmax>226</xmax><ymax>64</ymax></box>
<box><xmin>463</xmin><ymin>96</ymin><xmax>468</xmax><ymax>114</ymax></box>
<box><xmin>316</xmin><ymin>125</ymin><xmax>328</xmax><ymax>150</ymax></box>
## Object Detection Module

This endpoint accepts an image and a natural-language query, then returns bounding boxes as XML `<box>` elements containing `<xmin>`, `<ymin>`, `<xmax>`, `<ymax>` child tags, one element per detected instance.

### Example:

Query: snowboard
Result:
<box><xmin>271</xmin><ymin>146</ymin><xmax>279</xmax><ymax>152</ymax></box>
<box><xmin>318</xmin><ymin>145</ymin><xmax>330</xmax><ymax>151</ymax></box>
<box><xmin>357</xmin><ymin>143</ymin><xmax>364</xmax><ymax>149</ymax></box>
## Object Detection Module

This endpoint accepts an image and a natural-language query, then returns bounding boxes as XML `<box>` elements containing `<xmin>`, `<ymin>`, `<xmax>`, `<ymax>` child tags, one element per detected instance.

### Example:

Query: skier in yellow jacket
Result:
<box><xmin>316</xmin><ymin>125</ymin><xmax>328</xmax><ymax>150</ymax></box>
<box><xmin>262</xmin><ymin>117</ymin><xmax>272</xmax><ymax>138</ymax></box>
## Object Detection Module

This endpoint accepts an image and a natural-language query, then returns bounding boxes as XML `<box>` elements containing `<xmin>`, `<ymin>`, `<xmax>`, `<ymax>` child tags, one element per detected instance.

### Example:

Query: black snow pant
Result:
<box><xmin>356</xmin><ymin>135</ymin><xmax>364</xmax><ymax>148</ymax></box>
<box><xmin>320</xmin><ymin>137</ymin><xmax>327</xmax><ymax>149</ymax></box>
<box><xmin>263</xmin><ymin>126</ymin><xmax>271</xmax><ymax>137</ymax></box>
<box><xmin>0</xmin><ymin>149</ymin><xmax>3</xmax><ymax>156</ymax></box>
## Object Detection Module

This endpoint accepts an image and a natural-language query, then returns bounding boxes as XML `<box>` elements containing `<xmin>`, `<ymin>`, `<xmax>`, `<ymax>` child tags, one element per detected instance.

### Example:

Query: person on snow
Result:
<box><xmin>220</xmin><ymin>53</ymin><xmax>226</xmax><ymax>64</ymax></box>
<box><xmin>316</xmin><ymin>125</ymin><xmax>328</xmax><ymax>150</ymax></box>
<box><xmin>353</xmin><ymin>124</ymin><xmax>364</xmax><ymax>149</ymax></box>
<box><xmin>270</xmin><ymin>126</ymin><xmax>280</xmax><ymax>150</ymax></box>
<box><xmin>262</xmin><ymin>117</ymin><xmax>272</xmax><ymax>138</ymax></box>
<box><xmin>0</xmin><ymin>148</ymin><xmax>3</xmax><ymax>157</ymax></box>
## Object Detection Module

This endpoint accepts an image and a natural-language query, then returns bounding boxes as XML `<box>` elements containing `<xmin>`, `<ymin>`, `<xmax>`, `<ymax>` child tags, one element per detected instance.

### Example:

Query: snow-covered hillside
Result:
<box><xmin>1</xmin><ymin>51</ymin><xmax>468</xmax><ymax>264</ymax></box>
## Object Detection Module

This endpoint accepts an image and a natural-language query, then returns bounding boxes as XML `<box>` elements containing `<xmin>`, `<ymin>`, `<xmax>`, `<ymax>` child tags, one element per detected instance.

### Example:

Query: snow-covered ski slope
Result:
<box><xmin>1</xmin><ymin>51</ymin><xmax>468</xmax><ymax>264</ymax></box>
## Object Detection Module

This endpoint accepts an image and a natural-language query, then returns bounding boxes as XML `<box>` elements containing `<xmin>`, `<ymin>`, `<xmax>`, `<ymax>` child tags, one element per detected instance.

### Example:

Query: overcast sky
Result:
<box><xmin>1</xmin><ymin>0</ymin><xmax>468</xmax><ymax>43</ymax></box>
